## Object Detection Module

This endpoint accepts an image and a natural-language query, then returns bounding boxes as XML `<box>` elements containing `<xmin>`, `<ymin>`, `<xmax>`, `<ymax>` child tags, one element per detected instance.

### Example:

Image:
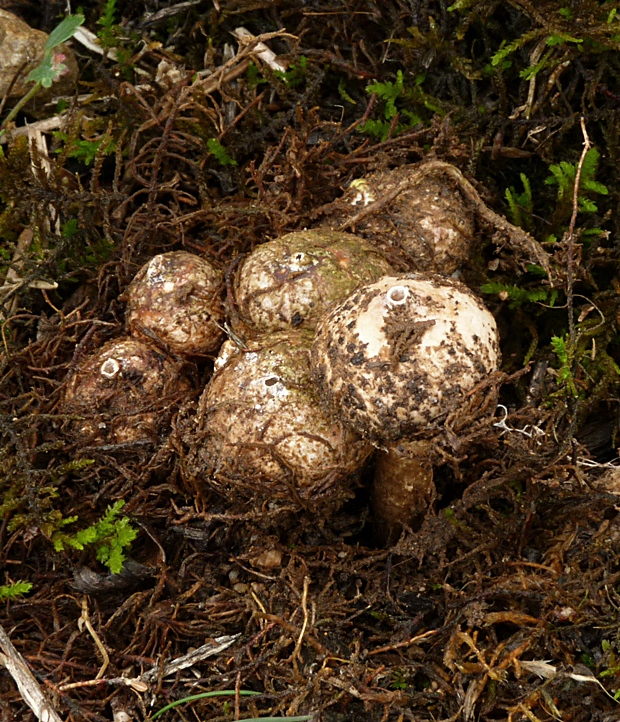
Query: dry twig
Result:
<box><xmin>0</xmin><ymin>623</ymin><xmax>64</xmax><ymax>722</ymax></box>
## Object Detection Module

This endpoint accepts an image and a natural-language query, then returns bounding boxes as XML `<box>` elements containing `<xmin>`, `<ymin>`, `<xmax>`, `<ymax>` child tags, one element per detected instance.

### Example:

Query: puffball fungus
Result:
<box><xmin>320</xmin><ymin>163</ymin><xmax>475</xmax><ymax>275</ymax></box>
<box><xmin>311</xmin><ymin>274</ymin><xmax>500</xmax><ymax>443</ymax></box>
<box><xmin>232</xmin><ymin>230</ymin><xmax>393</xmax><ymax>336</ymax></box>
<box><xmin>62</xmin><ymin>337</ymin><xmax>190</xmax><ymax>444</ymax></box>
<box><xmin>125</xmin><ymin>251</ymin><xmax>225</xmax><ymax>355</ymax></box>
<box><xmin>311</xmin><ymin>274</ymin><xmax>500</xmax><ymax>544</ymax></box>
<box><xmin>184</xmin><ymin>331</ymin><xmax>373</xmax><ymax>510</ymax></box>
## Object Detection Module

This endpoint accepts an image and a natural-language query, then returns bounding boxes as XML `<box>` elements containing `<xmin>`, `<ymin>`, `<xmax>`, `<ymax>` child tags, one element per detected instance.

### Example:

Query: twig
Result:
<box><xmin>337</xmin><ymin>179</ymin><xmax>409</xmax><ymax>232</ymax></box>
<box><xmin>367</xmin><ymin>628</ymin><xmax>440</xmax><ymax>656</ymax></box>
<box><xmin>73</xmin><ymin>26</ymin><xmax>118</xmax><ymax>60</ymax></box>
<box><xmin>564</xmin><ymin>118</ymin><xmax>591</xmax><ymax>343</ymax></box>
<box><xmin>230</xmin><ymin>27</ymin><xmax>287</xmax><ymax>73</ymax></box>
<box><xmin>258</xmin><ymin>613</ymin><xmax>327</xmax><ymax>654</ymax></box>
<box><xmin>0</xmin><ymin>622</ymin><xmax>64</xmax><ymax>722</ymax></box>
<box><xmin>0</xmin><ymin>116</ymin><xmax>66</xmax><ymax>144</ymax></box>
<box><xmin>292</xmin><ymin>576</ymin><xmax>310</xmax><ymax>673</ymax></box>
<box><xmin>235</xmin><ymin>670</ymin><xmax>242</xmax><ymax>721</ymax></box>
<box><xmin>138</xmin><ymin>634</ymin><xmax>241</xmax><ymax>682</ymax></box>
<box><xmin>58</xmin><ymin>677</ymin><xmax>148</xmax><ymax>693</ymax></box>
<box><xmin>195</xmin><ymin>29</ymin><xmax>295</xmax><ymax>94</ymax></box>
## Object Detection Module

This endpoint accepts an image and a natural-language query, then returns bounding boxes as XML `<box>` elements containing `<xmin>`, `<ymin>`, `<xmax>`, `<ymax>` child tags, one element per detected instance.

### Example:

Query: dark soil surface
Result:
<box><xmin>3</xmin><ymin>1</ymin><xmax>620</xmax><ymax>720</ymax></box>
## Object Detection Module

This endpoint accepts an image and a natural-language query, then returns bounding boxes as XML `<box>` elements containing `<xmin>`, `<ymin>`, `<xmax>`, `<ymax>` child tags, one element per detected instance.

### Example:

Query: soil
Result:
<box><xmin>3</xmin><ymin>2</ymin><xmax>620</xmax><ymax>721</ymax></box>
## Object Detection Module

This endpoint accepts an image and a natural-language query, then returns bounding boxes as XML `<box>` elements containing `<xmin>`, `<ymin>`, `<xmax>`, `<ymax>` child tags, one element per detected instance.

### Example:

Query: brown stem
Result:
<box><xmin>372</xmin><ymin>440</ymin><xmax>435</xmax><ymax>546</ymax></box>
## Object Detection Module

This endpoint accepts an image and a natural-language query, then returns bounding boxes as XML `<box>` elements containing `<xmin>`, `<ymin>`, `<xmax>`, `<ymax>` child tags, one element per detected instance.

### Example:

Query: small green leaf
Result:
<box><xmin>45</xmin><ymin>14</ymin><xmax>85</xmax><ymax>52</ymax></box>
<box><xmin>0</xmin><ymin>581</ymin><xmax>32</xmax><ymax>600</ymax></box>
<box><xmin>520</xmin><ymin>58</ymin><xmax>547</xmax><ymax>81</ymax></box>
<box><xmin>578</xmin><ymin>197</ymin><xmax>598</xmax><ymax>213</ymax></box>
<box><xmin>27</xmin><ymin>56</ymin><xmax>54</xmax><ymax>87</ymax></box>
<box><xmin>338</xmin><ymin>78</ymin><xmax>356</xmax><ymax>104</ymax></box>
<box><xmin>525</xmin><ymin>264</ymin><xmax>547</xmax><ymax>277</ymax></box>
<box><xmin>546</xmin><ymin>32</ymin><xmax>582</xmax><ymax>47</ymax></box>
<box><xmin>448</xmin><ymin>0</ymin><xmax>476</xmax><ymax>11</ymax></box>
<box><xmin>206</xmin><ymin>138</ymin><xmax>236</xmax><ymax>166</ymax></box>
<box><xmin>62</xmin><ymin>219</ymin><xmax>79</xmax><ymax>237</ymax></box>
<box><xmin>246</xmin><ymin>62</ymin><xmax>267</xmax><ymax>88</ymax></box>
<box><xmin>583</xmin><ymin>180</ymin><xmax>608</xmax><ymax>195</ymax></box>
<box><xmin>74</xmin><ymin>526</ymin><xmax>98</xmax><ymax>547</ymax></box>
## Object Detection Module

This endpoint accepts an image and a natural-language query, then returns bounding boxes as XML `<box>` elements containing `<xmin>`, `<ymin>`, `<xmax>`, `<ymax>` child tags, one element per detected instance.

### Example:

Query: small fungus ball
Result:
<box><xmin>233</xmin><ymin>230</ymin><xmax>393</xmax><ymax>336</ymax></box>
<box><xmin>320</xmin><ymin>164</ymin><xmax>475</xmax><ymax>275</ymax></box>
<box><xmin>311</xmin><ymin>274</ymin><xmax>500</xmax><ymax>443</ymax></box>
<box><xmin>62</xmin><ymin>338</ymin><xmax>190</xmax><ymax>444</ymax></box>
<box><xmin>183</xmin><ymin>331</ymin><xmax>373</xmax><ymax>509</ymax></box>
<box><xmin>125</xmin><ymin>251</ymin><xmax>225</xmax><ymax>355</ymax></box>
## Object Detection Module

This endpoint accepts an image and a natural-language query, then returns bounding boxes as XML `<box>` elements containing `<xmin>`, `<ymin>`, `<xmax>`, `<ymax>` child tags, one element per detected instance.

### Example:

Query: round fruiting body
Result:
<box><xmin>233</xmin><ymin>230</ymin><xmax>393</xmax><ymax>336</ymax></box>
<box><xmin>184</xmin><ymin>331</ymin><xmax>373</xmax><ymax>509</ymax></box>
<box><xmin>125</xmin><ymin>251</ymin><xmax>225</xmax><ymax>356</ymax></box>
<box><xmin>311</xmin><ymin>274</ymin><xmax>500</xmax><ymax>443</ymax></box>
<box><xmin>318</xmin><ymin>164</ymin><xmax>475</xmax><ymax>275</ymax></box>
<box><xmin>62</xmin><ymin>337</ymin><xmax>190</xmax><ymax>444</ymax></box>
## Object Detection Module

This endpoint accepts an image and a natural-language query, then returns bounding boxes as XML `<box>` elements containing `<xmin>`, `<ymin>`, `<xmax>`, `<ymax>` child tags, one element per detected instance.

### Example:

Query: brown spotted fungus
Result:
<box><xmin>232</xmin><ymin>229</ymin><xmax>393</xmax><ymax>337</ymax></box>
<box><xmin>182</xmin><ymin>330</ymin><xmax>373</xmax><ymax>512</ymax></box>
<box><xmin>61</xmin><ymin>337</ymin><xmax>190</xmax><ymax>444</ymax></box>
<box><xmin>125</xmin><ymin>251</ymin><xmax>225</xmax><ymax>356</ymax></box>
<box><xmin>310</xmin><ymin>274</ymin><xmax>500</xmax><ymax>542</ymax></box>
<box><xmin>318</xmin><ymin>163</ymin><xmax>475</xmax><ymax>275</ymax></box>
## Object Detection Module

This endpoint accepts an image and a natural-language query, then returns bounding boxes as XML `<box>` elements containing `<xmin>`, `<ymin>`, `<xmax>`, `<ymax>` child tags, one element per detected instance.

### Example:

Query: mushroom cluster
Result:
<box><xmin>181</xmin><ymin>230</ymin><xmax>392</xmax><ymax>511</ymax></box>
<box><xmin>180</xmin><ymin>203</ymin><xmax>501</xmax><ymax>531</ymax></box>
<box><xmin>60</xmin><ymin>251</ymin><xmax>225</xmax><ymax>445</ymax></box>
<box><xmin>61</xmin><ymin>161</ymin><xmax>515</xmax><ymax>542</ymax></box>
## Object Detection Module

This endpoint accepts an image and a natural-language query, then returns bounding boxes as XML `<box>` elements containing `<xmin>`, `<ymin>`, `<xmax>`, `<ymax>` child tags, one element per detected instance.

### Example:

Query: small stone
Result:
<box><xmin>228</xmin><ymin>568</ymin><xmax>240</xmax><ymax>583</ymax></box>
<box><xmin>253</xmin><ymin>549</ymin><xmax>283</xmax><ymax>569</ymax></box>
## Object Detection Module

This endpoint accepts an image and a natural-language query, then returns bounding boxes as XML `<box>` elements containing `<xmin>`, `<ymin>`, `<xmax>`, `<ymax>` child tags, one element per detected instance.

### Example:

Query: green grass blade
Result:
<box><xmin>151</xmin><ymin>690</ymin><xmax>260</xmax><ymax>719</ymax></box>
<box><xmin>150</xmin><ymin>688</ymin><xmax>312</xmax><ymax>720</ymax></box>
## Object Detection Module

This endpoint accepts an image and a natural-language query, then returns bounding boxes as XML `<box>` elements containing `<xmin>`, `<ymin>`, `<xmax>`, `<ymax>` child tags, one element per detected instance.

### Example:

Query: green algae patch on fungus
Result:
<box><xmin>232</xmin><ymin>230</ymin><xmax>393</xmax><ymax>337</ymax></box>
<box><xmin>182</xmin><ymin>330</ymin><xmax>373</xmax><ymax>513</ymax></box>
